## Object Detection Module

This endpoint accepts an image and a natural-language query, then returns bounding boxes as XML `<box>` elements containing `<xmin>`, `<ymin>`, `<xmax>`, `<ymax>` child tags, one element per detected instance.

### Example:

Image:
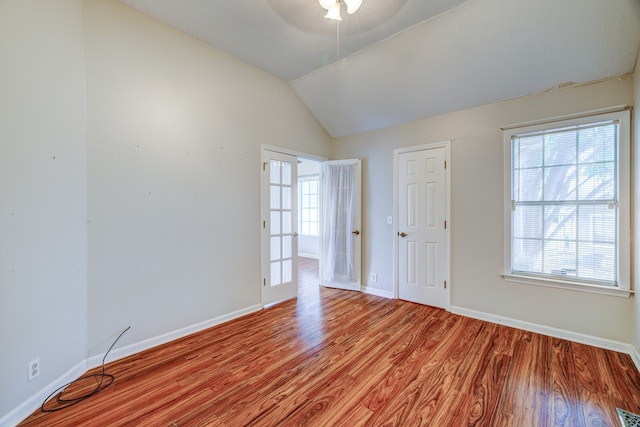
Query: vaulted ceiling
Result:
<box><xmin>121</xmin><ymin>0</ymin><xmax>640</xmax><ymax>138</ymax></box>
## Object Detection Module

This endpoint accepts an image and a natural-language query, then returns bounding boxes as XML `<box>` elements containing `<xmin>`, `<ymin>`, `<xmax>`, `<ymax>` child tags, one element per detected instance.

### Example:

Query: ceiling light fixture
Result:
<box><xmin>319</xmin><ymin>0</ymin><xmax>363</xmax><ymax>21</ymax></box>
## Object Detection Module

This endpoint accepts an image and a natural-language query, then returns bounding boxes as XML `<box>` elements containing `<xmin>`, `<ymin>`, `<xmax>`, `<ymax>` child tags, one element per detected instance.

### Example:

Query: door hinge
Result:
<box><xmin>444</xmin><ymin>280</ymin><xmax>447</xmax><ymax>289</ymax></box>
<box><xmin>263</xmin><ymin>278</ymin><xmax>266</xmax><ymax>286</ymax></box>
<box><xmin>444</xmin><ymin>160</ymin><xmax>447</xmax><ymax>169</ymax></box>
<box><xmin>444</xmin><ymin>220</ymin><xmax>447</xmax><ymax>229</ymax></box>
<box><xmin>263</xmin><ymin>220</ymin><xmax>266</xmax><ymax>228</ymax></box>
<box><xmin>263</xmin><ymin>162</ymin><xmax>268</xmax><ymax>171</ymax></box>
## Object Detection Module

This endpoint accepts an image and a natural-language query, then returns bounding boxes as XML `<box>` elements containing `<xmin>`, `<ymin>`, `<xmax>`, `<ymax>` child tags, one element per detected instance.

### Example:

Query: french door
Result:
<box><xmin>261</xmin><ymin>148</ymin><xmax>363</xmax><ymax>305</ymax></box>
<box><xmin>261</xmin><ymin>150</ymin><xmax>298</xmax><ymax>305</ymax></box>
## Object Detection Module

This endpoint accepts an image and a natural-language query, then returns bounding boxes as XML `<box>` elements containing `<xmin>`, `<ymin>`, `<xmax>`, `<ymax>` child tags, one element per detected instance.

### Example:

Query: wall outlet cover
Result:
<box><xmin>28</xmin><ymin>358</ymin><xmax>40</xmax><ymax>382</ymax></box>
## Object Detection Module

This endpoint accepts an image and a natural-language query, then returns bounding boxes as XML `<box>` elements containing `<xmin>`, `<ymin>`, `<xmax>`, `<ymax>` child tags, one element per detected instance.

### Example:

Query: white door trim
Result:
<box><xmin>261</xmin><ymin>145</ymin><xmax>326</xmax><ymax>163</ymax></box>
<box><xmin>393</xmin><ymin>141</ymin><xmax>451</xmax><ymax>310</ymax></box>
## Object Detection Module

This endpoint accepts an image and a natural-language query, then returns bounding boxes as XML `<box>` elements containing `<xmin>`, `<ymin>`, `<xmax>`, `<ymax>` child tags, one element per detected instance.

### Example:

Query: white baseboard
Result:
<box><xmin>1</xmin><ymin>304</ymin><xmax>263</xmax><ymax>427</ymax></box>
<box><xmin>87</xmin><ymin>304</ymin><xmax>263</xmax><ymax>370</ymax></box>
<box><xmin>362</xmin><ymin>286</ymin><xmax>394</xmax><ymax>299</ymax></box>
<box><xmin>450</xmin><ymin>305</ymin><xmax>633</xmax><ymax>355</ymax></box>
<box><xmin>0</xmin><ymin>360</ymin><xmax>87</xmax><ymax>427</ymax></box>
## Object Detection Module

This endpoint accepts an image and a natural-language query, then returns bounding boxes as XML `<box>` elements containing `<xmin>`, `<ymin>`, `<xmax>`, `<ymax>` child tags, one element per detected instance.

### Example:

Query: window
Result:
<box><xmin>503</xmin><ymin>110</ymin><xmax>630</xmax><ymax>296</ymax></box>
<box><xmin>299</xmin><ymin>176</ymin><xmax>319</xmax><ymax>236</ymax></box>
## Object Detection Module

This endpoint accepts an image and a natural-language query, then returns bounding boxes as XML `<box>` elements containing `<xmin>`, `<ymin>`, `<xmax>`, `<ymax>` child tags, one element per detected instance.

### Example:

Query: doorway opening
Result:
<box><xmin>261</xmin><ymin>145</ymin><xmax>362</xmax><ymax>307</ymax></box>
<box><xmin>297</xmin><ymin>158</ymin><xmax>322</xmax><ymax>297</ymax></box>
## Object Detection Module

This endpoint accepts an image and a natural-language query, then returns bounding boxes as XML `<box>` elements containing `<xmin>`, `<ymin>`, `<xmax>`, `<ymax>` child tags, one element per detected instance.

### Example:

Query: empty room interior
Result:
<box><xmin>3</xmin><ymin>0</ymin><xmax>640</xmax><ymax>425</ymax></box>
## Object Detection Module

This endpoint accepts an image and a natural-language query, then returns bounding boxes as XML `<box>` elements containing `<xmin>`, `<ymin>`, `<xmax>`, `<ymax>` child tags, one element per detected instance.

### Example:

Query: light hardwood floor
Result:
<box><xmin>19</xmin><ymin>257</ymin><xmax>640</xmax><ymax>426</ymax></box>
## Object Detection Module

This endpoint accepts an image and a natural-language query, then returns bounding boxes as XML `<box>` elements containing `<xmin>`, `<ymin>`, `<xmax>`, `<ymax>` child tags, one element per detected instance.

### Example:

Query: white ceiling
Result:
<box><xmin>121</xmin><ymin>0</ymin><xmax>640</xmax><ymax>138</ymax></box>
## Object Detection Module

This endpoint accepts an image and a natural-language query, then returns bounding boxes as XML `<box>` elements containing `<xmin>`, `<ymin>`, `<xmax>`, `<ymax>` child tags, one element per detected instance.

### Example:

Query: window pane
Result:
<box><xmin>282</xmin><ymin>236</ymin><xmax>292</xmax><ymax>259</ymax></box>
<box><xmin>309</xmin><ymin>180</ymin><xmax>318</xmax><ymax>194</ymax></box>
<box><xmin>544</xmin><ymin>131</ymin><xmax>576</xmax><ymax>166</ymax></box>
<box><xmin>578</xmin><ymin>205</ymin><xmax>615</xmax><ymax>243</ymax></box>
<box><xmin>282</xmin><ymin>211</ymin><xmax>292</xmax><ymax>234</ymax></box>
<box><xmin>517</xmin><ymin>136</ymin><xmax>543</xmax><ymax>168</ymax></box>
<box><xmin>310</xmin><ymin>223</ymin><xmax>319</xmax><ymax>236</ymax></box>
<box><xmin>578</xmin><ymin>242</ymin><xmax>615</xmax><ymax>282</ymax></box>
<box><xmin>578</xmin><ymin>162</ymin><xmax>614</xmax><ymax>200</ymax></box>
<box><xmin>270</xmin><ymin>186</ymin><xmax>280</xmax><ymax>210</ymax></box>
<box><xmin>544</xmin><ymin>205</ymin><xmax>576</xmax><ymax>241</ymax></box>
<box><xmin>271</xmin><ymin>261</ymin><xmax>281</xmax><ymax>286</ymax></box>
<box><xmin>270</xmin><ymin>236</ymin><xmax>280</xmax><ymax>261</ymax></box>
<box><xmin>282</xmin><ymin>162</ymin><xmax>291</xmax><ymax>185</ymax></box>
<box><xmin>302</xmin><ymin>223</ymin><xmax>310</xmax><ymax>235</ymax></box>
<box><xmin>544</xmin><ymin>240</ymin><xmax>576</xmax><ymax>276</ymax></box>
<box><xmin>282</xmin><ymin>187</ymin><xmax>291</xmax><ymax>210</ymax></box>
<box><xmin>270</xmin><ymin>160</ymin><xmax>280</xmax><ymax>184</ymax></box>
<box><xmin>544</xmin><ymin>165</ymin><xmax>576</xmax><ymax>201</ymax></box>
<box><xmin>514</xmin><ymin>168</ymin><xmax>543</xmax><ymax>201</ymax></box>
<box><xmin>579</xmin><ymin>125</ymin><xmax>615</xmax><ymax>163</ymax></box>
<box><xmin>513</xmin><ymin>206</ymin><xmax>542</xmax><ymax>239</ymax></box>
<box><xmin>512</xmin><ymin>238</ymin><xmax>542</xmax><ymax>273</ymax></box>
<box><xmin>270</xmin><ymin>211</ymin><xmax>280</xmax><ymax>235</ymax></box>
<box><xmin>282</xmin><ymin>260</ymin><xmax>292</xmax><ymax>283</ymax></box>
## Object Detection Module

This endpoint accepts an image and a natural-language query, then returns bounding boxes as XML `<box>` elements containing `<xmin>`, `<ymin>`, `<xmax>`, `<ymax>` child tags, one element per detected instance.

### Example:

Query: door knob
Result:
<box><xmin>398</xmin><ymin>232</ymin><xmax>408</xmax><ymax>237</ymax></box>
<box><xmin>352</xmin><ymin>230</ymin><xmax>360</xmax><ymax>235</ymax></box>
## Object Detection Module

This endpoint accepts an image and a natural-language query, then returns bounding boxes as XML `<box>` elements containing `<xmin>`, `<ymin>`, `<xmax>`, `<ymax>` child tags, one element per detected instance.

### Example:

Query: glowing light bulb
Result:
<box><xmin>344</xmin><ymin>0</ymin><xmax>362</xmax><ymax>14</ymax></box>
<box><xmin>324</xmin><ymin>3</ymin><xmax>342</xmax><ymax>21</ymax></box>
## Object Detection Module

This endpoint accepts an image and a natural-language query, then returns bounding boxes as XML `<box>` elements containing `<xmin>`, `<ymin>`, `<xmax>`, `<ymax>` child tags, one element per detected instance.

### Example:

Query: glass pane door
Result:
<box><xmin>270</xmin><ymin>159</ymin><xmax>294</xmax><ymax>286</ymax></box>
<box><xmin>262</xmin><ymin>150</ymin><xmax>298</xmax><ymax>305</ymax></box>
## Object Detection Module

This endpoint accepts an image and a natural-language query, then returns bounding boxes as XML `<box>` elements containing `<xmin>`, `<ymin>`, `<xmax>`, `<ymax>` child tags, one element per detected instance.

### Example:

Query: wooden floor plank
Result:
<box><xmin>18</xmin><ymin>258</ymin><xmax>640</xmax><ymax>426</ymax></box>
<box><xmin>551</xmin><ymin>338</ymin><xmax>586</xmax><ymax>427</ymax></box>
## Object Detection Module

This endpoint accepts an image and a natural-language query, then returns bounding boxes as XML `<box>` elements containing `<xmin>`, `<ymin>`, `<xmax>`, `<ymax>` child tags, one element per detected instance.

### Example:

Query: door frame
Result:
<box><xmin>393</xmin><ymin>141</ymin><xmax>451</xmax><ymax>310</ymax></box>
<box><xmin>260</xmin><ymin>145</ymin><xmax>327</xmax><ymax>307</ymax></box>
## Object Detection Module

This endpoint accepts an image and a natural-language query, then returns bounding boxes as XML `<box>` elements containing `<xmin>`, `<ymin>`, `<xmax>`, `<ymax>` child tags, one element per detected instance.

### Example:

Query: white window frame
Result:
<box><xmin>502</xmin><ymin>109</ymin><xmax>631</xmax><ymax>297</ymax></box>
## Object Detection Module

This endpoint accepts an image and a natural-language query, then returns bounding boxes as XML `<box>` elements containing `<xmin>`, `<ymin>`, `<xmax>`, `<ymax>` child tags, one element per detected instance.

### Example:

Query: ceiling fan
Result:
<box><xmin>319</xmin><ymin>0</ymin><xmax>363</xmax><ymax>21</ymax></box>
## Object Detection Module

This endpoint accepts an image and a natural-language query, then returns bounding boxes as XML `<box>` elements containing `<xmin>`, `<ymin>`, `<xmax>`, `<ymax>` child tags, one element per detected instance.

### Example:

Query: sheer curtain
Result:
<box><xmin>322</xmin><ymin>163</ymin><xmax>356</xmax><ymax>283</ymax></box>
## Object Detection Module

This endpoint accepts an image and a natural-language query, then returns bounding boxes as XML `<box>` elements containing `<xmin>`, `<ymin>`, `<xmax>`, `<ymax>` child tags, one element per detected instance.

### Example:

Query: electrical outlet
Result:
<box><xmin>28</xmin><ymin>358</ymin><xmax>39</xmax><ymax>382</ymax></box>
<box><xmin>370</xmin><ymin>273</ymin><xmax>377</xmax><ymax>282</ymax></box>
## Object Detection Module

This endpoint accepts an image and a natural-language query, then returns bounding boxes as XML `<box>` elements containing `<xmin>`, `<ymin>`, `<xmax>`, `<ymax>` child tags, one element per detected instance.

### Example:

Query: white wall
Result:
<box><xmin>633</xmin><ymin>54</ymin><xmax>640</xmax><ymax>358</ymax></box>
<box><xmin>333</xmin><ymin>77</ymin><xmax>635</xmax><ymax>343</ymax></box>
<box><xmin>84</xmin><ymin>0</ymin><xmax>331</xmax><ymax>356</ymax></box>
<box><xmin>0</xmin><ymin>0</ymin><xmax>87</xmax><ymax>419</ymax></box>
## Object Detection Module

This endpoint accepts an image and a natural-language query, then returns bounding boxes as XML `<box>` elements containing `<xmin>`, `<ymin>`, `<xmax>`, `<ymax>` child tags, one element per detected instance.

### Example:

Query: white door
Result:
<box><xmin>261</xmin><ymin>150</ymin><xmax>298</xmax><ymax>305</ymax></box>
<box><xmin>322</xmin><ymin>159</ymin><xmax>361</xmax><ymax>291</ymax></box>
<box><xmin>397</xmin><ymin>147</ymin><xmax>448</xmax><ymax>308</ymax></box>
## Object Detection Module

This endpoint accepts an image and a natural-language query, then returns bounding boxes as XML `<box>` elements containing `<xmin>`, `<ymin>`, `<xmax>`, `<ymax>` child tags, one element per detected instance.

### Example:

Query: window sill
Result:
<box><xmin>501</xmin><ymin>274</ymin><xmax>631</xmax><ymax>298</ymax></box>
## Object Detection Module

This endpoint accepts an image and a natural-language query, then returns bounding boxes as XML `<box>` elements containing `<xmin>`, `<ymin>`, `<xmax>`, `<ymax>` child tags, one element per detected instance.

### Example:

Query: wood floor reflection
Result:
<box><xmin>20</xmin><ymin>258</ymin><xmax>640</xmax><ymax>426</ymax></box>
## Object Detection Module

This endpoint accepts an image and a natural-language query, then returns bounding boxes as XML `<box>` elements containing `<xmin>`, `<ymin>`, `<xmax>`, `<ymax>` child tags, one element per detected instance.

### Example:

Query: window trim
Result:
<box><xmin>502</xmin><ymin>109</ymin><xmax>631</xmax><ymax>297</ymax></box>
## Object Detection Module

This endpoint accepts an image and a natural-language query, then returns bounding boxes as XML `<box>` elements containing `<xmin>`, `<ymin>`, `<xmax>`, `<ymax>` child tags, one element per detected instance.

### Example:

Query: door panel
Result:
<box><xmin>322</xmin><ymin>159</ymin><xmax>361</xmax><ymax>291</ymax></box>
<box><xmin>398</xmin><ymin>147</ymin><xmax>447</xmax><ymax>308</ymax></box>
<box><xmin>262</xmin><ymin>150</ymin><xmax>298</xmax><ymax>305</ymax></box>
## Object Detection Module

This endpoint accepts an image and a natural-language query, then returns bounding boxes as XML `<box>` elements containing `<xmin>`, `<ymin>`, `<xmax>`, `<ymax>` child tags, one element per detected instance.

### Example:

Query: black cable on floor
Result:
<box><xmin>41</xmin><ymin>326</ymin><xmax>130</xmax><ymax>413</ymax></box>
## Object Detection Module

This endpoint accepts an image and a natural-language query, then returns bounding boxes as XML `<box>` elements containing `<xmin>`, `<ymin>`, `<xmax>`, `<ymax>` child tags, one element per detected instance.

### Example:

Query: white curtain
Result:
<box><xmin>323</xmin><ymin>163</ymin><xmax>356</xmax><ymax>283</ymax></box>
